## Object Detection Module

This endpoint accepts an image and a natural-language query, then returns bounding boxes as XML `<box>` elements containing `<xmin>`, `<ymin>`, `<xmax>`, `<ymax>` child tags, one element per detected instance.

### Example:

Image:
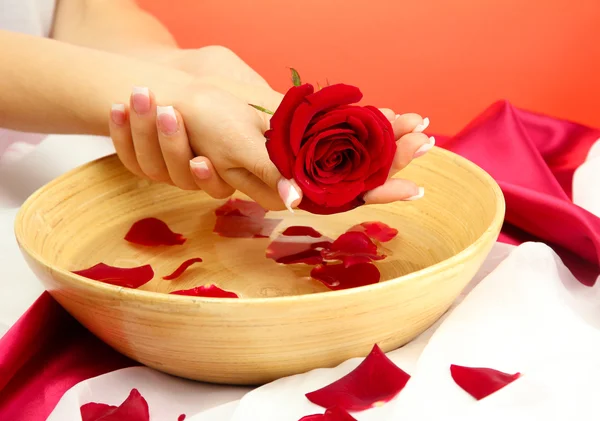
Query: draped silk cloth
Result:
<box><xmin>1</xmin><ymin>101</ymin><xmax>599</xmax><ymax>420</ymax></box>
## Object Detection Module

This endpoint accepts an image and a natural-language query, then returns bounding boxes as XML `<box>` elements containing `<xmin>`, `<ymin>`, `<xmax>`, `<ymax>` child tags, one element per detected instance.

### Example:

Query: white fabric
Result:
<box><xmin>0</xmin><ymin>136</ymin><xmax>599</xmax><ymax>420</ymax></box>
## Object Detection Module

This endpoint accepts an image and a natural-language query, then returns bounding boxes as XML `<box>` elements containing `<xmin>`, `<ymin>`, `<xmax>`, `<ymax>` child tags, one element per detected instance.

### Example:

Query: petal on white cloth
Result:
<box><xmin>227</xmin><ymin>243</ymin><xmax>600</xmax><ymax>421</ymax></box>
<box><xmin>46</xmin><ymin>367</ymin><xmax>251</xmax><ymax>421</ymax></box>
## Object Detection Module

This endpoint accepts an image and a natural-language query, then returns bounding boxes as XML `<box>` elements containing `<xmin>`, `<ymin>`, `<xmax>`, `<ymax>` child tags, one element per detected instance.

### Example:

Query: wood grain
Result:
<box><xmin>14</xmin><ymin>147</ymin><xmax>504</xmax><ymax>385</ymax></box>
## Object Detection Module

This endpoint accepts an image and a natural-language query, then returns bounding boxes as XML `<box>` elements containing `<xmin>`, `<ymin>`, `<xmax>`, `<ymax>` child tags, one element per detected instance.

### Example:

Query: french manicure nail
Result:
<box><xmin>278</xmin><ymin>179</ymin><xmax>301</xmax><ymax>213</ymax></box>
<box><xmin>413</xmin><ymin>117</ymin><xmax>430</xmax><ymax>133</ymax></box>
<box><xmin>405</xmin><ymin>187</ymin><xmax>425</xmax><ymax>201</ymax></box>
<box><xmin>190</xmin><ymin>160</ymin><xmax>210</xmax><ymax>179</ymax></box>
<box><xmin>132</xmin><ymin>86</ymin><xmax>150</xmax><ymax>114</ymax></box>
<box><xmin>414</xmin><ymin>136</ymin><xmax>435</xmax><ymax>158</ymax></box>
<box><xmin>111</xmin><ymin>104</ymin><xmax>126</xmax><ymax>125</ymax></box>
<box><xmin>157</xmin><ymin>105</ymin><xmax>178</xmax><ymax>135</ymax></box>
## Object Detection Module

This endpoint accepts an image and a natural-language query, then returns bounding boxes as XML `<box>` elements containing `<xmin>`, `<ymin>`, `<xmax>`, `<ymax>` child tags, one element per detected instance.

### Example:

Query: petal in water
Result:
<box><xmin>282</xmin><ymin>226</ymin><xmax>324</xmax><ymax>238</ymax></box>
<box><xmin>310</xmin><ymin>263</ymin><xmax>380</xmax><ymax>291</ymax></box>
<box><xmin>321</xmin><ymin>232</ymin><xmax>385</xmax><ymax>265</ymax></box>
<box><xmin>125</xmin><ymin>218</ymin><xmax>186</xmax><ymax>246</ymax></box>
<box><xmin>299</xmin><ymin>406</ymin><xmax>357</xmax><ymax>421</ymax></box>
<box><xmin>215</xmin><ymin>198</ymin><xmax>267</xmax><ymax>219</ymax></box>
<box><xmin>72</xmin><ymin>263</ymin><xmax>154</xmax><ymax>289</ymax></box>
<box><xmin>80</xmin><ymin>388</ymin><xmax>149</xmax><ymax>421</ymax></box>
<box><xmin>450</xmin><ymin>364</ymin><xmax>521</xmax><ymax>400</ymax></box>
<box><xmin>214</xmin><ymin>215</ymin><xmax>282</xmax><ymax>238</ymax></box>
<box><xmin>347</xmin><ymin>221</ymin><xmax>398</xmax><ymax>243</ymax></box>
<box><xmin>267</xmin><ymin>235</ymin><xmax>331</xmax><ymax>265</ymax></box>
<box><xmin>305</xmin><ymin>344</ymin><xmax>410</xmax><ymax>411</ymax></box>
<box><xmin>170</xmin><ymin>284</ymin><xmax>239</xmax><ymax>298</ymax></box>
<box><xmin>162</xmin><ymin>258</ymin><xmax>203</xmax><ymax>280</ymax></box>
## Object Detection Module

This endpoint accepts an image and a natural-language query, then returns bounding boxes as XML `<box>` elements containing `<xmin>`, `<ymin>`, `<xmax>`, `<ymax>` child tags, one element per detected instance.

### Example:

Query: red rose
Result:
<box><xmin>265</xmin><ymin>84</ymin><xmax>396</xmax><ymax>215</ymax></box>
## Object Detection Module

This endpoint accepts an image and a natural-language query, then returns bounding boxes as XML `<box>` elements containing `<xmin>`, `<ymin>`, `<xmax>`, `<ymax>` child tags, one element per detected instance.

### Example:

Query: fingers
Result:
<box><xmin>378</xmin><ymin>108</ymin><xmax>396</xmax><ymax>122</ymax></box>
<box><xmin>109</xmin><ymin>103</ymin><xmax>144</xmax><ymax>177</ymax></box>
<box><xmin>155</xmin><ymin>106</ymin><xmax>198</xmax><ymax>190</ymax></box>
<box><xmin>363</xmin><ymin>178</ymin><xmax>424</xmax><ymax>204</ymax></box>
<box><xmin>224</xmin><ymin>118</ymin><xmax>303</xmax><ymax>211</ymax></box>
<box><xmin>189</xmin><ymin>156</ymin><xmax>235</xmax><ymax>199</ymax></box>
<box><xmin>390</xmin><ymin>133</ymin><xmax>435</xmax><ymax>175</ymax></box>
<box><xmin>393</xmin><ymin>113</ymin><xmax>429</xmax><ymax>139</ymax></box>
<box><xmin>129</xmin><ymin>87</ymin><xmax>170</xmax><ymax>182</ymax></box>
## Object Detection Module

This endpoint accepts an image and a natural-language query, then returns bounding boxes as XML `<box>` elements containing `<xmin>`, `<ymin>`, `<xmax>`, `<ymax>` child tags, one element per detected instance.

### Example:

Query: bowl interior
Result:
<box><xmin>15</xmin><ymin>148</ymin><xmax>502</xmax><ymax>299</ymax></box>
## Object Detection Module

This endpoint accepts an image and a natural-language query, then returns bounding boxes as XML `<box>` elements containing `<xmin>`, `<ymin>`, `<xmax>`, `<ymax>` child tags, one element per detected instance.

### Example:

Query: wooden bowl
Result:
<box><xmin>14</xmin><ymin>147</ymin><xmax>504</xmax><ymax>385</ymax></box>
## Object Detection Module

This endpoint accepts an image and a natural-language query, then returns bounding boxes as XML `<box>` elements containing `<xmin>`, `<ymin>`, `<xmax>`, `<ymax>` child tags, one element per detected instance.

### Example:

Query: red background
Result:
<box><xmin>138</xmin><ymin>0</ymin><xmax>600</xmax><ymax>135</ymax></box>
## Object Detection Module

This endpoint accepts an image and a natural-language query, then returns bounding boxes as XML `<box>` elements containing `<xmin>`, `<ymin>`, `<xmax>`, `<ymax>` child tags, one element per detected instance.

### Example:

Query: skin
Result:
<box><xmin>0</xmin><ymin>0</ymin><xmax>433</xmax><ymax>211</ymax></box>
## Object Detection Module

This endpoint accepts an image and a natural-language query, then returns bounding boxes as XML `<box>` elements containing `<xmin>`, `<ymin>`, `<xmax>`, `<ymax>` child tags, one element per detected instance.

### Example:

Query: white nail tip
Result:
<box><xmin>111</xmin><ymin>104</ymin><xmax>125</xmax><ymax>112</ymax></box>
<box><xmin>405</xmin><ymin>187</ymin><xmax>425</xmax><ymax>201</ymax></box>
<box><xmin>190</xmin><ymin>160</ymin><xmax>209</xmax><ymax>170</ymax></box>
<box><xmin>413</xmin><ymin>117</ymin><xmax>430</xmax><ymax>133</ymax></box>
<box><xmin>157</xmin><ymin>105</ymin><xmax>176</xmax><ymax>118</ymax></box>
<box><xmin>132</xmin><ymin>86</ymin><xmax>150</xmax><ymax>96</ymax></box>
<box><xmin>285</xmin><ymin>184</ymin><xmax>301</xmax><ymax>213</ymax></box>
<box><xmin>414</xmin><ymin>136</ymin><xmax>435</xmax><ymax>157</ymax></box>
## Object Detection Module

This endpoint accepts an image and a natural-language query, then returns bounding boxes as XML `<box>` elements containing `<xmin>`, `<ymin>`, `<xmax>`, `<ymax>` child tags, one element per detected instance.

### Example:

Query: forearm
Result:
<box><xmin>51</xmin><ymin>0</ymin><xmax>178</xmax><ymax>61</ymax></box>
<box><xmin>0</xmin><ymin>30</ymin><xmax>191</xmax><ymax>135</ymax></box>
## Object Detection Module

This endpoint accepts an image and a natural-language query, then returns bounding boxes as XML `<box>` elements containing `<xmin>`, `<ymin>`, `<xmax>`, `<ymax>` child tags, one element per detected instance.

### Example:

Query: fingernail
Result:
<box><xmin>395</xmin><ymin>114</ymin><xmax>401</xmax><ymax>120</ymax></box>
<box><xmin>190</xmin><ymin>160</ymin><xmax>210</xmax><ymax>179</ymax></box>
<box><xmin>413</xmin><ymin>117</ymin><xmax>430</xmax><ymax>133</ymax></box>
<box><xmin>405</xmin><ymin>187</ymin><xmax>425</xmax><ymax>201</ymax></box>
<box><xmin>111</xmin><ymin>104</ymin><xmax>126</xmax><ymax>126</ymax></box>
<box><xmin>157</xmin><ymin>106</ymin><xmax>178</xmax><ymax>135</ymax></box>
<box><xmin>414</xmin><ymin>136</ymin><xmax>435</xmax><ymax>158</ymax></box>
<box><xmin>277</xmin><ymin>178</ymin><xmax>301</xmax><ymax>213</ymax></box>
<box><xmin>132</xmin><ymin>86</ymin><xmax>150</xmax><ymax>114</ymax></box>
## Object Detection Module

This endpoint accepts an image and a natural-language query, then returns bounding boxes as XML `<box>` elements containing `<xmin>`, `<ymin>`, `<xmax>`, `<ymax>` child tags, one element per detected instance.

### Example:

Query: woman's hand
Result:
<box><xmin>109</xmin><ymin>78</ymin><xmax>433</xmax><ymax>211</ymax></box>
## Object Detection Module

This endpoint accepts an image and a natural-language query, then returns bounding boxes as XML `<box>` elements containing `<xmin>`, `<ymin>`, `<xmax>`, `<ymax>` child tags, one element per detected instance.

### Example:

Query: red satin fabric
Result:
<box><xmin>1</xmin><ymin>101</ymin><xmax>599</xmax><ymax>420</ymax></box>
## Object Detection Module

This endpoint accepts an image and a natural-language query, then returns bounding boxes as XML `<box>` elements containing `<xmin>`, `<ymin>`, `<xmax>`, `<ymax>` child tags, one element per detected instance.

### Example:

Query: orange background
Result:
<box><xmin>138</xmin><ymin>0</ymin><xmax>600</xmax><ymax>136</ymax></box>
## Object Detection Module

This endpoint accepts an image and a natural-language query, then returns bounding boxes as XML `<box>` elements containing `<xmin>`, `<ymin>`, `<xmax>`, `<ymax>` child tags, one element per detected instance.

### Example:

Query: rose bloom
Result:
<box><xmin>266</xmin><ymin>84</ymin><xmax>396</xmax><ymax>215</ymax></box>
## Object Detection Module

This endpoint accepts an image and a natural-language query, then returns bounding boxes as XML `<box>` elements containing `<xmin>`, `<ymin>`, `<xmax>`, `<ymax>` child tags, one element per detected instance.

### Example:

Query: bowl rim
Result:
<box><xmin>14</xmin><ymin>148</ymin><xmax>505</xmax><ymax>306</ymax></box>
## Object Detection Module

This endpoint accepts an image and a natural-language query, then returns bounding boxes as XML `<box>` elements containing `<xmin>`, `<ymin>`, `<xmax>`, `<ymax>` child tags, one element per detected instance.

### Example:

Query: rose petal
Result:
<box><xmin>306</xmin><ymin>344</ymin><xmax>410</xmax><ymax>411</ymax></box>
<box><xmin>347</xmin><ymin>222</ymin><xmax>398</xmax><ymax>243</ymax></box>
<box><xmin>450</xmin><ymin>364</ymin><xmax>521</xmax><ymax>400</ymax></box>
<box><xmin>310</xmin><ymin>262</ymin><xmax>380</xmax><ymax>290</ymax></box>
<box><xmin>80</xmin><ymin>403</ymin><xmax>117</xmax><ymax>421</ymax></box>
<box><xmin>124</xmin><ymin>218</ymin><xmax>186</xmax><ymax>246</ymax></box>
<box><xmin>299</xmin><ymin>406</ymin><xmax>357</xmax><ymax>421</ymax></box>
<box><xmin>276</xmin><ymin>248</ymin><xmax>324</xmax><ymax>265</ymax></box>
<box><xmin>363</xmin><ymin>106</ymin><xmax>396</xmax><ymax>188</ymax></box>
<box><xmin>298</xmin><ymin>195</ymin><xmax>364</xmax><ymax>215</ymax></box>
<box><xmin>267</xmin><ymin>235</ymin><xmax>330</xmax><ymax>265</ymax></box>
<box><xmin>178</xmin><ymin>415</ymin><xmax>186</xmax><ymax>421</ymax></box>
<box><xmin>289</xmin><ymin>84</ymin><xmax>363</xmax><ymax>154</ymax></box>
<box><xmin>80</xmin><ymin>388</ymin><xmax>149</xmax><ymax>421</ymax></box>
<box><xmin>295</xmin><ymin>142</ymin><xmax>366</xmax><ymax>208</ymax></box>
<box><xmin>215</xmin><ymin>198</ymin><xmax>267</xmax><ymax>220</ymax></box>
<box><xmin>162</xmin><ymin>258</ymin><xmax>203</xmax><ymax>280</ymax></box>
<box><xmin>170</xmin><ymin>284</ymin><xmax>239</xmax><ymax>298</ymax></box>
<box><xmin>321</xmin><ymin>232</ymin><xmax>385</xmax><ymax>263</ymax></box>
<box><xmin>340</xmin><ymin>255</ymin><xmax>374</xmax><ymax>268</ymax></box>
<box><xmin>214</xmin><ymin>215</ymin><xmax>282</xmax><ymax>238</ymax></box>
<box><xmin>72</xmin><ymin>263</ymin><xmax>154</xmax><ymax>289</ymax></box>
<box><xmin>282</xmin><ymin>226</ymin><xmax>324</xmax><ymax>238</ymax></box>
<box><xmin>266</xmin><ymin>84</ymin><xmax>315</xmax><ymax>179</ymax></box>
